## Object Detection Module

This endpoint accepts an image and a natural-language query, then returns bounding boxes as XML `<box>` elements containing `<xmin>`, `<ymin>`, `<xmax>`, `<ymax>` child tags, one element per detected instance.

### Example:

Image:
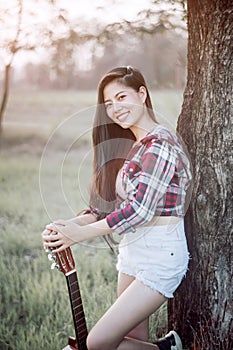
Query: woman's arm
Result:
<box><xmin>67</xmin><ymin>213</ymin><xmax>97</xmax><ymax>225</ymax></box>
<box><xmin>42</xmin><ymin>218</ymin><xmax>112</xmax><ymax>253</ymax></box>
<box><xmin>106</xmin><ymin>140</ymin><xmax>177</xmax><ymax>235</ymax></box>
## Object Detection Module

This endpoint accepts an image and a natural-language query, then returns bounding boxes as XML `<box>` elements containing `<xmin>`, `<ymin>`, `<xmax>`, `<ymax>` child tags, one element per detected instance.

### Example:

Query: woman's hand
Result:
<box><xmin>42</xmin><ymin>217</ymin><xmax>112</xmax><ymax>253</ymax></box>
<box><xmin>42</xmin><ymin>219</ymin><xmax>81</xmax><ymax>253</ymax></box>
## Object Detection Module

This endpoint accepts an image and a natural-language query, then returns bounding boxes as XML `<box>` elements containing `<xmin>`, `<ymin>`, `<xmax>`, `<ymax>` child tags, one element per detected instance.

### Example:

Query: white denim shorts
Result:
<box><xmin>116</xmin><ymin>220</ymin><xmax>190</xmax><ymax>298</ymax></box>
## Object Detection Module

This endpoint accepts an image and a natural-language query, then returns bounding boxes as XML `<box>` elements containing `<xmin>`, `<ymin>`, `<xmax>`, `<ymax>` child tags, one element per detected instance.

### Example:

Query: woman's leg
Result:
<box><xmin>86</xmin><ymin>279</ymin><xmax>166</xmax><ymax>350</ymax></box>
<box><xmin>117</xmin><ymin>272</ymin><xmax>149</xmax><ymax>341</ymax></box>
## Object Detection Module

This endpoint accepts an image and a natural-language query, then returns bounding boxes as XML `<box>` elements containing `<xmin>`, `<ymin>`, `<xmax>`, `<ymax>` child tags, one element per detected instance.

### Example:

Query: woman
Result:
<box><xmin>42</xmin><ymin>66</ymin><xmax>192</xmax><ymax>350</ymax></box>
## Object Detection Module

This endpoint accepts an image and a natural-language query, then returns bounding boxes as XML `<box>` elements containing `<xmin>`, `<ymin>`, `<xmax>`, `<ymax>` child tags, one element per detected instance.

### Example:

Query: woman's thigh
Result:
<box><xmin>117</xmin><ymin>272</ymin><xmax>149</xmax><ymax>341</ymax></box>
<box><xmin>87</xmin><ymin>279</ymin><xmax>166</xmax><ymax>350</ymax></box>
<box><xmin>117</xmin><ymin>271</ymin><xmax>135</xmax><ymax>296</ymax></box>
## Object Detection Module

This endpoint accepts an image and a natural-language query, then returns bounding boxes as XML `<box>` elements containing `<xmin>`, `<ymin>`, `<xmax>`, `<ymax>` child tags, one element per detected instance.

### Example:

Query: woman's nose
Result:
<box><xmin>113</xmin><ymin>102</ymin><xmax>122</xmax><ymax>112</ymax></box>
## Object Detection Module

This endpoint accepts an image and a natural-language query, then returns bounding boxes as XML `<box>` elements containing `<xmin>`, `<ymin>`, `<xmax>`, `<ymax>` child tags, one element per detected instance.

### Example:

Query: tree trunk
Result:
<box><xmin>0</xmin><ymin>0</ymin><xmax>23</xmax><ymax>140</ymax></box>
<box><xmin>0</xmin><ymin>64</ymin><xmax>11</xmax><ymax>138</ymax></box>
<box><xmin>168</xmin><ymin>1</ymin><xmax>233</xmax><ymax>349</ymax></box>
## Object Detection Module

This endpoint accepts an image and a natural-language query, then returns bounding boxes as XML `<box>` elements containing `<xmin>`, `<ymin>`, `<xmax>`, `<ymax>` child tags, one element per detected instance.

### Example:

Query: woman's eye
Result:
<box><xmin>118</xmin><ymin>95</ymin><xmax>126</xmax><ymax>101</ymax></box>
<box><xmin>105</xmin><ymin>103</ymin><xmax>112</xmax><ymax>110</ymax></box>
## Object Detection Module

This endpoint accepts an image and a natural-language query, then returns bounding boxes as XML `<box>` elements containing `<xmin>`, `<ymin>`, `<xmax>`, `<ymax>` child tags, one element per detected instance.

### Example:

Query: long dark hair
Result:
<box><xmin>89</xmin><ymin>66</ymin><xmax>157</xmax><ymax>216</ymax></box>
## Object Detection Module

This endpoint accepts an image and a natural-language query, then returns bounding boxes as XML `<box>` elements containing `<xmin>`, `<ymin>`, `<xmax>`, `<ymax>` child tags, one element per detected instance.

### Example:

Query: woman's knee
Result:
<box><xmin>86</xmin><ymin>332</ymin><xmax>99</xmax><ymax>350</ymax></box>
<box><xmin>86</xmin><ymin>331</ymin><xmax>116</xmax><ymax>350</ymax></box>
<box><xmin>86</xmin><ymin>333</ymin><xmax>97</xmax><ymax>350</ymax></box>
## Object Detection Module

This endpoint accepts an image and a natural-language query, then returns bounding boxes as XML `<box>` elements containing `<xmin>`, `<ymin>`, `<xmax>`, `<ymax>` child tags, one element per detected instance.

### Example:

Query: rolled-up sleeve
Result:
<box><xmin>106</xmin><ymin>140</ymin><xmax>177</xmax><ymax>235</ymax></box>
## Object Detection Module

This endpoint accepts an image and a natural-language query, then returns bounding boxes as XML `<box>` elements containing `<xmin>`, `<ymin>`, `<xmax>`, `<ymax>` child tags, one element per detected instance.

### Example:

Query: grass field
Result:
<box><xmin>0</xmin><ymin>89</ymin><xmax>183</xmax><ymax>349</ymax></box>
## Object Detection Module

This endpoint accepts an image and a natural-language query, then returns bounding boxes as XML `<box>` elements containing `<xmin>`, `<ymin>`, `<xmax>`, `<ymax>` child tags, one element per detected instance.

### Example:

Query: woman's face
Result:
<box><xmin>103</xmin><ymin>80</ymin><xmax>147</xmax><ymax>130</ymax></box>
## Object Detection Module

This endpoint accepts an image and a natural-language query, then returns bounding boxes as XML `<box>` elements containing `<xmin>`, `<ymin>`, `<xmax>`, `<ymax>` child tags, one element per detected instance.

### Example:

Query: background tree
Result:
<box><xmin>168</xmin><ymin>1</ymin><xmax>233</xmax><ymax>349</ymax></box>
<box><xmin>0</xmin><ymin>0</ymin><xmax>73</xmax><ymax>137</ymax></box>
<box><xmin>0</xmin><ymin>0</ymin><xmax>24</xmax><ymax>135</ymax></box>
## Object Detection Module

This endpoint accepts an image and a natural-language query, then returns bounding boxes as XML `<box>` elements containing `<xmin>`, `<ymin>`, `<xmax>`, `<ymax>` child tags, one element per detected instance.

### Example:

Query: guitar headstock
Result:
<box><xmin>47</xmin><ymin>247</ymin><xmax>76</xmax><ymax>276</ymax></box>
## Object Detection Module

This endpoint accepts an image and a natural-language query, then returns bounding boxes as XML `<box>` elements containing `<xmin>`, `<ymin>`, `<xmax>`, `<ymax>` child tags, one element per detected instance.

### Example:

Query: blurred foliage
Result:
<box><xmin>0</xmin><ymin>0</ymin><xmax>187</xmax><ymax>133</ymax></box>
<box><xmin>43</xmin><ymin>0</ymin><xmax>187</xmax><ymax>81</ymax></box>
<box><xmin>14</xmin><ymin>30</ymin><xmax>187</xmax><ymax>91</ymax></box>
<box><xmin>0</xmin><ymin>0</ymin><xmax>187</xmax><ymax>90</ymax></box>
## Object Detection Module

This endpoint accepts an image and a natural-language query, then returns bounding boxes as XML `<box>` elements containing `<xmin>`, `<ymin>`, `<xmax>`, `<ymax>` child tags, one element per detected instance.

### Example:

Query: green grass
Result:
<box><xmin>0</xmin><ymin>153</ymin><xmax>118</xmax><ymax>349</ymax></box>
<box><xmin>0</xmin><ymin>89</ymin><xmax>182</xmax><ymax>349</ymax></box>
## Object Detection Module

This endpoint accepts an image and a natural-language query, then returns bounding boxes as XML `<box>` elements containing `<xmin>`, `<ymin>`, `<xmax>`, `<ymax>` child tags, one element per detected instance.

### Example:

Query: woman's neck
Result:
<box><xmin>130</xmin><ymin>119</ymin><xmax>157</xmax><ymax>142</ymax></box>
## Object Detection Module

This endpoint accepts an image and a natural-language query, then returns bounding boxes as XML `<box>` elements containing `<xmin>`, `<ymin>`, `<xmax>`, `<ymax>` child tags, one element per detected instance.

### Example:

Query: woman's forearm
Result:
<box><xmin>68</xmin><ymin>213</ymin><xmax>97</xmax><ymax>226</ymax></box>
<box><xmin>73</xmin><ymin>218</ymin><xmax>113</xmax><ymax>242</ymax></box>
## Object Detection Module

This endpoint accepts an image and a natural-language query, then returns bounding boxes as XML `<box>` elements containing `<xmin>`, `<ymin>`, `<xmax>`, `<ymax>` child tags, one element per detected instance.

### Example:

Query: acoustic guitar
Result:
<box><xmin>48</xmin><ymin>247</ymin><xmax>88</xmax><ymax>350</ymax></box>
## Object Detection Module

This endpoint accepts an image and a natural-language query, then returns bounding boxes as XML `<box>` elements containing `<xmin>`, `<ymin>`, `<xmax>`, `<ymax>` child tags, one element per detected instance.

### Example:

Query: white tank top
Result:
<box><xmin>115</xmin><ymin>168</ymin><xmax>127</xmax><ymax>200</ymax></box>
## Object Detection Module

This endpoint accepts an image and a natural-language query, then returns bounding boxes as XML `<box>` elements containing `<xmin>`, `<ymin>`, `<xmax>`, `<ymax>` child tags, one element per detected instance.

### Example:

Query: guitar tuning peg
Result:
<box><xmin>51</xmin><ymin>262</ymin><xmax>57</xmax><ymax>270</ymax></box>
<box><xmin>48</xmin><ymin>253</ymin><xmax>53</xmax><ymax>261</ymax></box>
<box><xmin>51</xmin><ymin>262</ymin><xmax>61</xmax><ymax>271</ymax></box>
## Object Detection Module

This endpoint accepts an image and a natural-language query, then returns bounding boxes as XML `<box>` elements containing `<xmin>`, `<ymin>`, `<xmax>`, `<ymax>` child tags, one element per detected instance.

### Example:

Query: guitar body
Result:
<box><xmin>47</xmin><ymin>247</ymin><xmax>88</xmax><ymax>350</ymax></box>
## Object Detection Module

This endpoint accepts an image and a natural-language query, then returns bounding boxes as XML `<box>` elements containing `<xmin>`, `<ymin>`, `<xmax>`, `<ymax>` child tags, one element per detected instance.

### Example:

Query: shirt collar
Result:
<box><xmin>140</xmin><ymin>124</ymin><xmax>177</xmax><ymax>146</ymax></box>
<box><xmin>140</xmin><ymin>125</ymin><xmax>159</xmax><ymax>144</ymax></box>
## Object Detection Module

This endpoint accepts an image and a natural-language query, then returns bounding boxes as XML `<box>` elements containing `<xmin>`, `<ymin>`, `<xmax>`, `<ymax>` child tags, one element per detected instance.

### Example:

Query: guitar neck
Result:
<box><xmin>66</xmin><ymin>271</ymin><xmax>88</xmax><ymax>350</ymax></box>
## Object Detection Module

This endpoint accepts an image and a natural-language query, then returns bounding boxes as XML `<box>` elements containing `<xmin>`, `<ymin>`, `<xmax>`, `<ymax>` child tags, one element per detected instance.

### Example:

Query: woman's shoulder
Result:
<box><xmin>141</xmin><ymin>124</ymin><xmax>180</xmax><ymax>148</ymax></box>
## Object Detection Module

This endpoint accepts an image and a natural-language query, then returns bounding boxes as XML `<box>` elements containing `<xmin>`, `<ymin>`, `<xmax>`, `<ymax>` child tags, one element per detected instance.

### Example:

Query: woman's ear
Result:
<box><xmin>138</xmin><ymin>86</ymin><xmax>147</xmax><ymax>103</ymax></box>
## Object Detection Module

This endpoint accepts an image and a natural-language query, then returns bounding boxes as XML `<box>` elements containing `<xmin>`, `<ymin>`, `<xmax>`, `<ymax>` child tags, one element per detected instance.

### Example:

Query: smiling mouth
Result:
<box><xmin>116</xmin><ymin>112</ymin><xmax>129</xmax><ymax>122</ymax></box>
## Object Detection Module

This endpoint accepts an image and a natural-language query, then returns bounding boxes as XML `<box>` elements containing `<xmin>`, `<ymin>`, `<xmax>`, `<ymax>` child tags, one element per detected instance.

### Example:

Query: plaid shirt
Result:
<box><xmin>106</xmin><ymin>125</ymin><xmax>192</xmax><ymax>235</ymax></box>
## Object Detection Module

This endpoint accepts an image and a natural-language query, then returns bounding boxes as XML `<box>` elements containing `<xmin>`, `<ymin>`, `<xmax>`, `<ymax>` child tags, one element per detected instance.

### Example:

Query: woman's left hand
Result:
<box><xmin>42</xmin><ymin>219</ymin><xmax>80</xmax><ymax>252</ymax></box>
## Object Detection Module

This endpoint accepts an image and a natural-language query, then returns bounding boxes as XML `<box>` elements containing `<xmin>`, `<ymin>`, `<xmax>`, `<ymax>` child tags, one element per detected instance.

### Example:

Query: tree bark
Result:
<box><xmin>168</xmin><ymin>1</ymin><xmax>233</xmax><ymax>349</ymax></box>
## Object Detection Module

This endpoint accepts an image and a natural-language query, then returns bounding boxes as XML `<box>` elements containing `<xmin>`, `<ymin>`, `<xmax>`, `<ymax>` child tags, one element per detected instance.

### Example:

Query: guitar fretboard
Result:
<box><xmin>66</xmin><ymin>272</ymin><xmax>88</xmax><ymax>350</ymax></box>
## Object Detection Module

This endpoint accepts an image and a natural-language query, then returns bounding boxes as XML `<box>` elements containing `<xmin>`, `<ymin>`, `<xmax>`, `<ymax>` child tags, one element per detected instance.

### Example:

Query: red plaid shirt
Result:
<box><xmin>106</xmin><ymin>125</ymin><xmax>192</xmax><ymax>235</ymax></box>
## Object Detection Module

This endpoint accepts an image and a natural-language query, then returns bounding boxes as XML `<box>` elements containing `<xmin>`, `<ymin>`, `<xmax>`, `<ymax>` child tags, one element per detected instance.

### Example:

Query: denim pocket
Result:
<box><xmin>143</xmin><ymin>230</ymin><xmax>189</xmax><ymax>275</ymax></box>
<box><xmin>160</xmin><ymin>242</ymin><xmax>189</xmax><ymax>270</ymax></box>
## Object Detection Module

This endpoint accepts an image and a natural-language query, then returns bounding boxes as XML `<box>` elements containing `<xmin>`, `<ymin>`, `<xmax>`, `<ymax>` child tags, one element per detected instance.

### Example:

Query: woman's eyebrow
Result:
<box><xmin>104</xmin><ymin>91</ymin><xmax>126</xmax><ymax>103</ymax></box>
